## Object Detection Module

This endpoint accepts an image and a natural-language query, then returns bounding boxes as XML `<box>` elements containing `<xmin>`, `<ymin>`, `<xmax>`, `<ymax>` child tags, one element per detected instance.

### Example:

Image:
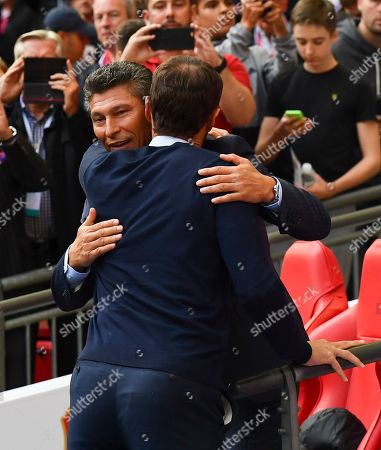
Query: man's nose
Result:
<box><xmin>165</xmin><ymin>4</ymin><xmax>174</xmax><ymax>19</ymax></box>
<box><xmin>105</xmin><ymin>118</ymin><xmax>121</xmax><ymax>138</ymax></box>
<box><xmin>305</xmin><ymin>44</ymin><xmax>314</xmax><ymax>57</ymax></box>
<box><xmin>100</xmin><ymin>15</ymin><xmax>111</xmax><ymax>28</ymax></box>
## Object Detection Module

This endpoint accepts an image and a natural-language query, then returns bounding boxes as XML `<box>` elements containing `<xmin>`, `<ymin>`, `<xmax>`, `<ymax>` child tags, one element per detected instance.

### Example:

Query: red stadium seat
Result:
<box><xmin>298</xmin><ymin>240</ymin><xmax>381</xmax><ymax>449</ymax></box>
<box><xmin>298</xmin><ymin>305</ymin><xmax>357</xmax><ymax>424</ymax></box>
<box><xmin>345</xmin><ymin>240</ymin><xmax>381</xmax><ymax>444</ymax></box>
<box><xmin>281</xmin><ymin>241</ymin><xmax>348</xmax><ymax>333</ymax></box>
<box><xmin>34</xmin><ymin>320</ymin><xmax>52</xmax><ymax>383</ymax></box>
<box><xmin>357</xmin><ymin>362</ymin><xmax>381</xmax><ymax>450</ymax></box>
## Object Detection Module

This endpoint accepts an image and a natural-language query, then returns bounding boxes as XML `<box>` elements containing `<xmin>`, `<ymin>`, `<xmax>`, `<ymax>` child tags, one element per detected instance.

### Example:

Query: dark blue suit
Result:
<box><xmin>54</xmin><ymin>141</ymin><xmax>311</xmax><ymax>449</ymax></box>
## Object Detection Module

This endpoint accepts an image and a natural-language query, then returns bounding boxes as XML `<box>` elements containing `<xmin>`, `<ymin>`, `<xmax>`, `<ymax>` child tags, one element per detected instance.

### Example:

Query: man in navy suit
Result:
<box><xmin>52</xmin><ymin>58</ymin><xmax>363</xmax><ymax>450</ymax></box>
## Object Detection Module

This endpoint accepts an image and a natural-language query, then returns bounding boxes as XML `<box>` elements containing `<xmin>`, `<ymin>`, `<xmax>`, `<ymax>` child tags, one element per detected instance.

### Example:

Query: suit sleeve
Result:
<box><xmin>51</xmin><ymin>253</ymin><xmax>95</xmax><ymax>311</ymax></box>
<box><xmin>215</xmin><ymin>201</ymin><xmax>312</xmax><ymax>364</ymax></box>
<box><xmin>205</xmin><ymin>135</ymin><xmax>331</xmax><ymax>240</ymax></box>
<box><xmin>2</xmin><ymin>133</ymin><xmax>51</xmax><ymax>191</ymax></box>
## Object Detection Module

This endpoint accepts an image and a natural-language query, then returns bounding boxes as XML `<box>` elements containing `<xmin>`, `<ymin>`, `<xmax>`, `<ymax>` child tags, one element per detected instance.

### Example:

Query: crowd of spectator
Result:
<box><xmin>0</xmin><ymin>0</ymin><xmax>380</xmax><ymax>378</ymax></box>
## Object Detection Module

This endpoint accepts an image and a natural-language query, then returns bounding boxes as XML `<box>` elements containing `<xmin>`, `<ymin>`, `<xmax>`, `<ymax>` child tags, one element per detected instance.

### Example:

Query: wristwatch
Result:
<box><xmin>263</xmin><ymin>176</ymin><xmax>280</xmax><ymax>205</ymax></box>
<box><xmin>0</xmin><ymin>126</ymin><xmax>17</xmax><ymax>146</ymax></box>
<box><xmin>214</xmin><ymin>56</ymin><xmax>228</xmax><ymax>74</ymax></box>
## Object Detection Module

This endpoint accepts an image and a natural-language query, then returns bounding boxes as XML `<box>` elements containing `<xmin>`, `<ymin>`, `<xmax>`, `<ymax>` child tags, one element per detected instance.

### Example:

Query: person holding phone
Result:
<box><xmin>119</xmin><ymin>0</ymin><xmax>256</xmax><ymax>131</ymax></box>
<box><xmin>52</xmin><ymin>58</ymin><xmax>363</xmax><ymax>450</ymax></box>
<box><xmin>191</xmin><ymin>0</ymin><xmax>297</xmax><ymax>145</ymax></box>
<box><xmin>0</xmin><ymin>29</ymin><xmax>94</xmax><ymax>379</ymax></box>
<box><xmin>255</xmin><ymin>0</ymin><xmax>381</xmax><ymax>199</ymax></box>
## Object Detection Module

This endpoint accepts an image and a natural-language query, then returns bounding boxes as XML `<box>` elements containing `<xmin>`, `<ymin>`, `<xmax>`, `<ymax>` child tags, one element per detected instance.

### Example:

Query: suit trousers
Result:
<box><xmin>68</xmin><ymin>360</ymin><xmax>225</xmax><ymax>450</ymax></box>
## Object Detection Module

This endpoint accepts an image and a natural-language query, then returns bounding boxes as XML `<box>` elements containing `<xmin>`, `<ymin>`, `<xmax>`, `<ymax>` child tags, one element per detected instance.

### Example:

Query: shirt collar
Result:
<box><xmin>149</xmin><ymin>135</ymin><xmax>190</xmax><ymax>147</ymax></box>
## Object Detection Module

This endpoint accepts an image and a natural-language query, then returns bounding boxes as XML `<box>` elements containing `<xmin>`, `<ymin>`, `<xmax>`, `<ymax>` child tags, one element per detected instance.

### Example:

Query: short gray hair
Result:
<box><xmin>83</xmin><ymin>61</ymin><xmax>152</xmax><ymax>111</ymax></box>
<box><xmin>14</xmin><ymin>30</ymin><xmax>62</xmax><ymax>59</ymax></box>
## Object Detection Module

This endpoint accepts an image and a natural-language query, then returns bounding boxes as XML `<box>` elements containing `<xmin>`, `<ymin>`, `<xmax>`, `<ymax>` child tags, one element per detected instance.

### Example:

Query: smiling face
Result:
<box><xmin>192</xmin><ymin>0</ymin><xmax>235</xmax><ymax>39</ymax></box>
<box><xmin>89</xmin><ymin>84</ymin><xmax>151</xmax><ymax>151</ymax></box>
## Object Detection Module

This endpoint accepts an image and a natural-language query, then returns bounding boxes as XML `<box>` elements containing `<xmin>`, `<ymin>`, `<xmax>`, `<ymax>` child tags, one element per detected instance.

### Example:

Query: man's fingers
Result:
<box><xmin>334</xmin><ymin>340</ymin><xmax>366</xmax><ymax>349</ymax></box>
<box><xmin>329</xmin><ymin>357</ymin><xmax>348</xmax><ymax>382</ymax></box>
<box><xmin>198</xmin><ymin>166</ymin><xmax>233</xmax><ymax>176</ymax></box>
<box><xmin>86</xmin><ymin>224</ymin><xmax>123</xmax><ymax>239</ymax></box>
<box><xmin>91</xmin><ymin>242</ymin><xmax>117</xmax><ymax>258</ymax></box>
<box><xmin>83</xmin><ymin>207</ymin><xmax>97</xmax><ymax>226</ymax></box>
<box><xmin>85</xmin><ymin>233</ymin><xmax>123</xmax><ymax>251</ymax></box>
<box><xmin>196</xmin><ymin>174</ymin><xmax>233</xmax><ymax>187</ymax></box>
<box><xmin>211</xmin><ymin>193</ymin><xmax>242</xmax><ymax>204</ymax></box>
<box><xmin>219</xmin><ymin>153</ymin><xmax>247</xmax><ymax>166</ymax></box>
<box><xmin>200</xmin><ymin>183</ymin><xmax>235</xmax><ymax>194</ymax></box>
<box><xmin>335</xmin><ymin>348</ymin><xmax>365</xmax><ymax>369</ymax></box>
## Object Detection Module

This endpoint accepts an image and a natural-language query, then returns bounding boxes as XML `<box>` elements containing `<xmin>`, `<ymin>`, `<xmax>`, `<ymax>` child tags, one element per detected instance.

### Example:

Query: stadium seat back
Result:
<box><xmin>356</xmin><ymin>362</ymin><xmax>381</xmax><ymax>450</ymax></box>
<box><xmin>357</xmin><ymin>239</ymin><xmax>381</xmax><ymax>340</ymax></box>
<box><xmin>281</xmin><ymin>241</ymin><xmax>348</xmax><ymax>332</ymax></box>
<box><xmin>346</xmin><ymin>240</ymin><xmax>381</xmax><ymax>433</ymax></box>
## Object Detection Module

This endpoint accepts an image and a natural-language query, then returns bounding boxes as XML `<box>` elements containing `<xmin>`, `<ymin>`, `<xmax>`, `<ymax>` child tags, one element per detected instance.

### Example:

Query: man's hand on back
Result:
<box><xmin>196</xmin><ymin>153</ymin><xmax>276</xmax><ymax>204</ymax></box>
<box><xmin>68</xmin><ymin>208</ymin><xmax>123</xmax><ymax>271</ymax></box>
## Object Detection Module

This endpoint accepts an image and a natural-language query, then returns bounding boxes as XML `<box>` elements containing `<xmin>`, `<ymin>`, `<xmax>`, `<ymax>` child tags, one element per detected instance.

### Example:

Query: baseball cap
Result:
<box><xmin>44</xmin><ymin>6</ymin><xmax>97</xmax><ymax>41</ymax></box>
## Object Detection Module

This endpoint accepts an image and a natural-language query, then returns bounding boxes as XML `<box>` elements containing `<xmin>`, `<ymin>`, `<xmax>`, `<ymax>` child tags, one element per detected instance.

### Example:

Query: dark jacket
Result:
<box><xmin>0</xmin><ymin>133</ymin><xmax>50</xmax><ymax>277</ymax></box>
<box><xmin>6</xmin><ymin>101</ymin><xmax>94</xmax><ymax>256</ymax></box>
<box><xmin>51</xmin><ymin>133</ymin><xmax>331</xmax><ymax>321</ymax></box>
<box><xmin>334</xmin><ymin>18</ymin><xmax>381</xmax><ymax>98</ymax></box>
<box><xmin>53</xmin><ymin>141</ymin><xmax>312</xmax><ymax>389</ymax></box>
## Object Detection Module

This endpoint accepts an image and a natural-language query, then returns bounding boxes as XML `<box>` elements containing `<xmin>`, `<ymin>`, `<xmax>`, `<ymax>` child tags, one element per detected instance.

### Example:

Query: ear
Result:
<box><xmin>331</xmin><ymin>30</ymin><xmax>338</xmax><ymax>43</ymax></box>
<box><xmin>144</xmin><ymin>96</ymin><xmax>152</xmax><ymax>124</ymax></box>
<box><xmin>143</xmin><ymin>9</ymin><xmax>150</xmax><ymax>23</ymax></box>
<box><xmin>206</xmin><ymin>107</ymin><xmax>220</xmax><ymax>132</ymax></box>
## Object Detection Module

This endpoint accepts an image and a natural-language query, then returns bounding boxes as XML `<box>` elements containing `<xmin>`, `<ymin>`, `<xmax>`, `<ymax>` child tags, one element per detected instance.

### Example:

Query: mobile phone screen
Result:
<box><xmin>24</xmin><ymin>57</ymin><xmax>67</xmax><ymax>104</ymax></box>
<box><xmin>150</xmin><ymin>28</ymin><xmax>194</xmax><ymax>51</ymax></box>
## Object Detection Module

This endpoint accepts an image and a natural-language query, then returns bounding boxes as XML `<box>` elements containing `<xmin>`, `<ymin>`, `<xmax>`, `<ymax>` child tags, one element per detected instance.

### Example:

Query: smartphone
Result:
<box><xmin>24</xmin><ymin>57</ymin><xmax>67</xmax><ymax>104</ymax></box>
<box><xmin>150</xmin><ymin>28</ymin><xmax>194</xmax><ymax>51</ymax></box>
<box><xmin>285</xmin><ymin>110</ymin><xmax>305</xmax><ymax>120</ymax></box>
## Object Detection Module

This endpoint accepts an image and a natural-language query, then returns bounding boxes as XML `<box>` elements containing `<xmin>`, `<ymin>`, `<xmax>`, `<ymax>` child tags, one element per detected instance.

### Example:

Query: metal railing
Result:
<box><xmin>0</xmin><ymin>266</ymin><xmax>53</xmax><ymax>300</ymax></box>
<box><xmin>0</xmin><ymin>186</ymin><xmax>379</xmax><ymax>402</ymax></box>
<box><xmin>229</xmin><ymin>341</ymin><xmax>381</xmax><ymax>450</ymax></box>
<box><xmin>0</xmin><ymin>289</ymin><xmax>92</xmax><ymax>391</ymax></box>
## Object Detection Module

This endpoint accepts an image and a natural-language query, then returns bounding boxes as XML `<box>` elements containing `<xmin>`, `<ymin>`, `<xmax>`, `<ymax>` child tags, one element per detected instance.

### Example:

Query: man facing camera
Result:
<box><xmin>53</xmin><ymin>57</ymin><xmax>363</xmax><ymax>450</ymax></box>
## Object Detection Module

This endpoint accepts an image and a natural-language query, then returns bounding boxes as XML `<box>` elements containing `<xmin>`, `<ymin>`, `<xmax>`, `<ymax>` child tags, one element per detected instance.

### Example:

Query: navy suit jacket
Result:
<box><xmin>53</xmin><ymin>141</ymin><xmax>311</xmax><ymax>390</ymax></box>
